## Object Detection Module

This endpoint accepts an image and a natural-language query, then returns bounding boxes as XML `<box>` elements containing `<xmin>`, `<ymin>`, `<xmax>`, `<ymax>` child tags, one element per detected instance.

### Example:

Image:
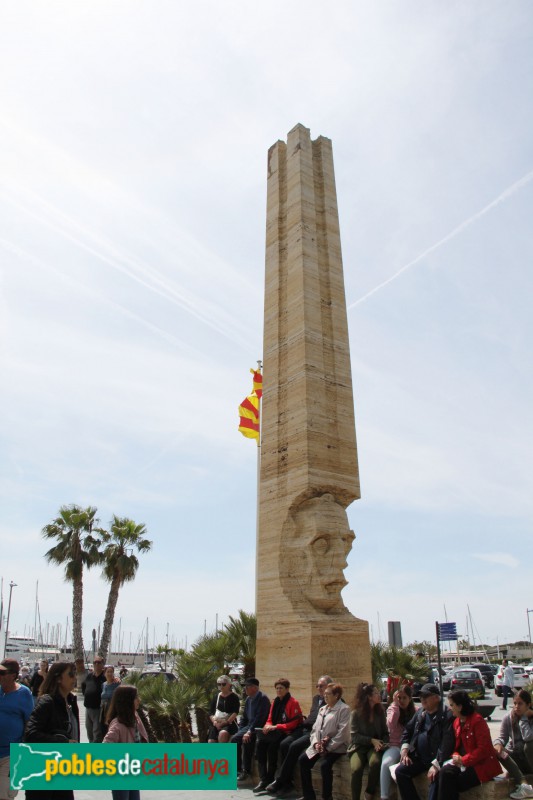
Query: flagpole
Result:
<box><xmin>255</xmin><ymin>359</ymin><xmax>262</xmax><ymax>615</ymax></box>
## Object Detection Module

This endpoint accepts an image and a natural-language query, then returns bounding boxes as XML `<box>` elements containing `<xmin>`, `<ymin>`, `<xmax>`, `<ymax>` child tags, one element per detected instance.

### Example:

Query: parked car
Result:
<box><xmin>139</xmin><ymin>670</ymin><xmax>177</xmax><ymax>682</ymax></box>
<box><xmin>494</xmin><ymin>665</ymin><xmax>530</xmax><ymax>696</ymax></box>
<box><xmin>441</xmin><ymin>667</ymin><xmax>485</xmax><ymax>697</ymax></box>
<box><xmin>470</xmin><ymin>663</ymin><xmax>495</xmax><ymax>688</ymax></box>
<box><xmin>412</xmin><ymin>668</ymin><xmax>441</xmax><ymax>699</ymax></box>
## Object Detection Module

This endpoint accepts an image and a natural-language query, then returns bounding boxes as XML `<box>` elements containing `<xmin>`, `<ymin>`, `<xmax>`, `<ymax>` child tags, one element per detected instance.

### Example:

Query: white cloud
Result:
<box><xmin>472</xmin><ymin>553</ymin><xmax>520</xmax><ymax>569</ymax></box>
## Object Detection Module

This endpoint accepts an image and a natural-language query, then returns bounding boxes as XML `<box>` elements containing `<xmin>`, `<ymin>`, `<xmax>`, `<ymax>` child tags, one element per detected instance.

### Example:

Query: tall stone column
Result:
<box><xmin>256</xmin><ymin>124</ymin><xmax>371</xmax><ymax>704</ymax></box>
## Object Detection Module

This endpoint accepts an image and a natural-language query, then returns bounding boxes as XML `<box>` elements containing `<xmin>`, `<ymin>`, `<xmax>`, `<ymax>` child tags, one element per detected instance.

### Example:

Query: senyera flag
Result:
<box><xmin>238</xmin><ymin>368</ymin><xmax>262</xmax><ymax>440</ymax></box>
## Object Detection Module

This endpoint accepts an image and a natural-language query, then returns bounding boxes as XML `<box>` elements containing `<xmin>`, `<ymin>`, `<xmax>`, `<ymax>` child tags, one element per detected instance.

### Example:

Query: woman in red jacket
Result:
<box><xmin>254</xmin><ymin>678</ymin><xmax>303</xmax><ymax>793</ymax></box>
<box><xmin>438</xmin><ymin>690</ymin><xmax>502</xmax><ymax>800</ymax></box>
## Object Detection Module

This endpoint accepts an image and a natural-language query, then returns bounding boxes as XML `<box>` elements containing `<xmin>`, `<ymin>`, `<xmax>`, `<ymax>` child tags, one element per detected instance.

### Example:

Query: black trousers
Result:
<box><xmin>437</xmin><ymin>764</ymin><xmax>480</xmax><ymax>800</ymax></box>
<box><xmin>275</xmin><ymin>729</ymin><xmax>310</xmax><ymax>785</ymax></box>
<box><xmin>231</xmin><ymin>728</ymin><xmax>256</xmax><ymax>773</ymax></box>
<box><xmin>298</xmin><ymin>750</ymin><xmax>344</xmax><ymax>800</ymax></box>
<box><xmin>256</xmin><ymin>729</ymin><xmax>287</xmax><ymax>783</ymax></box>
<box><xmin>396</xmin><ymin>757</ymin><xmax>438</xmax><ymax>800</ymax></box>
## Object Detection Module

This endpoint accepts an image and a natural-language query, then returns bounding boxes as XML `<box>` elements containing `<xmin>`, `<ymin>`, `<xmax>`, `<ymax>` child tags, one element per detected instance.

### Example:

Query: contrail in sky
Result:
<box><xmin>348</xmin><ymin>168</ymin><xmax>533</xmax><ymax>310</ymax></box>
<box><xmin>0</xmin><ymin>184</ymin><xmax>250</xmax><ymax>347</ymax></box>
<box><xmin>0</xmin><ymin>236</ymin><xmax>203</xmax><ymax>355</ymax></box>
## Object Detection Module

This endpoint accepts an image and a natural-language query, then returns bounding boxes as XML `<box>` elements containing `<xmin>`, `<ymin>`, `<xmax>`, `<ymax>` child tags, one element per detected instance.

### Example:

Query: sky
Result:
<box><xmin>1</xmin><ymin>0</ymin><xmax>532</xmax><ymax>658</ymax></box>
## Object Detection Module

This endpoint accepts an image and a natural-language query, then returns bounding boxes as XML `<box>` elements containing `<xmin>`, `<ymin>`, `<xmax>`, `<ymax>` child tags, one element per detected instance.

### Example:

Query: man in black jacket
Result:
<box><xmin>233</xmin><ymin>678</ymin><xmax>271</xmax><ymax>781</ymax></box>
<box><xmin>266</xmin><ymin>674</ymin><xmax>334</xmax><ymax>797</ymax></box>
<box><xmin>81</xmin><ymin>657</ymin><xmax>106</xmax><ymax>742</ymax></box>
<box><xmin>396</xmin><ymin>683</ymin><xmax>454</xmax><ymax>800</ymax></box>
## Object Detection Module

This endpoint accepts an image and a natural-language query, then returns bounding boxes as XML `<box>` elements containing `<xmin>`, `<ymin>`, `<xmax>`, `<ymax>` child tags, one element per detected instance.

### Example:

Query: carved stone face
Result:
<box><xmin>281</xmin><ymin>493</ymin><xmax>355</xmax><ymax>614</ymax></box>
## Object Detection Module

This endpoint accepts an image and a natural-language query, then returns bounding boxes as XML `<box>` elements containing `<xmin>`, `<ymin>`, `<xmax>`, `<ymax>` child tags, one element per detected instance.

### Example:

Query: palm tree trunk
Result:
<box><xmin>195</xmin><ymin>707</ymin><xmax>211</xmax><ymax>743</ymax></box>
<box><xmin>179</xmin><ymin>719</ymin><xmax>192</xmax><ymax>743</ymax></box>
<box><xmin>72</xmin><ymin>573</ymin><xmax>85</xmax><ymax>665</ymax></box>
<box><xmin>138</xmin><ymin>707</ymin><xmax>157</xmax><ymax>743</ymax></box>
<box><xmin>99</xmin><ymin>574</ymin><xmax>120</xmax><ymax>660</ymax></box>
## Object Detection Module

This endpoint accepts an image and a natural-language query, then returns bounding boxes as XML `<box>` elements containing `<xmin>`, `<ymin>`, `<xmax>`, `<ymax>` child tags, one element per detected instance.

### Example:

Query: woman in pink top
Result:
<box><xmin>380</xmin><ymin>686</ymin><xmax>416</xmax><ymax>800</ymax></box>
<box><xmin>103</xmin><ymin>685</ymin><xmax>148</xmax><ymax>800</ymax></box>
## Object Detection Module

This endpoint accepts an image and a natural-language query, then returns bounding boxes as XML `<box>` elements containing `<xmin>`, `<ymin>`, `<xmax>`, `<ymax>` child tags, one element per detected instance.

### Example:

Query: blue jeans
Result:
<box><xmin>111</xmin><ymin>792</ymin><xmax>141</xmax><ymax>800</ymax></box>
<box><xmin>501</xmin><ymin>684</ymin><xmax>514</xmax><ymax>710</ymax></box>
<box><xmin>380</xmin><ymin>746</ymin><xmax>401</xmax><ymax>799</ymax></box>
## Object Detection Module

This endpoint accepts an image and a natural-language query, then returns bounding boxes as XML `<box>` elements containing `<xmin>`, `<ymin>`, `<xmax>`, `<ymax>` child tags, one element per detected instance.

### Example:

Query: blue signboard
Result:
<box><xmin>438</xmin><ymin>622</ymin><xmax>457</xmax><ymax>642</ymax></box>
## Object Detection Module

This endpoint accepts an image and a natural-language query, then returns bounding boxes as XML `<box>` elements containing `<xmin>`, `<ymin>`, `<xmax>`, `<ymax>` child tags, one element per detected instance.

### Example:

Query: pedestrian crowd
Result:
<box><xmin>1</xmin><ymin>657</ymin><xmax>532</xmax><ymax>800</ymax></box>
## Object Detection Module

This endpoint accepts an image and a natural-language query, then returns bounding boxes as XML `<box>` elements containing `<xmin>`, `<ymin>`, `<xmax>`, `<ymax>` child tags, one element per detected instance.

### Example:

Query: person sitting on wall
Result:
<box><xmin>494</xmin><ymin>689</ymin><xmax>533</xmax><ymax>800</ymax></box>
<box><xmin>254</xmin><ymin>678</ymin><xmax>303</xmax><ymax>793</ymax></box>
<box><xmin>207</xmin><ymin>675</ymin><xmax>240</xmax><ymax>743</ymax></box>
<box><xmin>436</xmin><ymin>690</ymin><xmax>501</xmax><ymax>800</ymax></box>
<box><xmin>348</xmin><ymin>683</ymin><xmax>389</xmax><ymax>800</ymax></box>
<box><xmin>266</xmin><ymin>674</ymin><xmax>334</xmax><ymax>797</ymax></box>
<box><xmin>232</xmin><ymin>678</ymin><xmax>270</xmax><ymax>782</ymax></box>
<box><xmin>395</xmin><ymin>683</ymin><xmax>454</xmax><ymax>800</ymax></box>
<box><xmin>298</xmin><ymin>682</ymin><xmax>351</xmax><ymax>800</ymax></box>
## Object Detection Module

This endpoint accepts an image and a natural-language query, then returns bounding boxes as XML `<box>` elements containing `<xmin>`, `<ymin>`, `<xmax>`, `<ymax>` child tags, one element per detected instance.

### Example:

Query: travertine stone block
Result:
<box><xmin>257</xmin><ymin>124</ymin><xmax>371</xmax><ymax>704</ymax></box>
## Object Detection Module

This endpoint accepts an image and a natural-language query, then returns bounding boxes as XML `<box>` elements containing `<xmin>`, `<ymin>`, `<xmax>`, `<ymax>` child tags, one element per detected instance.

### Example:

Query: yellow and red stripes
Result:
<box><xmin>238</xmin><ymin>368</ymin><xmax>262</xmax><ymax>440</ymax></box>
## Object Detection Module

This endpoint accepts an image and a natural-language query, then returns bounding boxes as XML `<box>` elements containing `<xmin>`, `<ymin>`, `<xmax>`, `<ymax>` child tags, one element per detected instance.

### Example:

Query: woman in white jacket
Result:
<box><xmin>298</xmin><ymin>682</ymin><xmax>351</xmax><ymax>800</ymax></box>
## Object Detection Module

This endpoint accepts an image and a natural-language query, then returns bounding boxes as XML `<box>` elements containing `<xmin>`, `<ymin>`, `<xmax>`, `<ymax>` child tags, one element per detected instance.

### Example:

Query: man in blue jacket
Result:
<box><xmin>232</xmin><ymin>678</ymin><xmax>270</xmax><ymax>781</ymax></box>
<box><xmin>396</xmin><ymin>683</ymin><xmax>454</xmax><ymax>800</ymax></box>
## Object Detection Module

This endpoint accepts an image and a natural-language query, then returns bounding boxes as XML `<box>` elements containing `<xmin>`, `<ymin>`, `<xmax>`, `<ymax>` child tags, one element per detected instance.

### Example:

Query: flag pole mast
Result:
<box><xmin>255</xmin><ymin>359</ymin><xmax>262</xmax><ymax>615</ymax></box>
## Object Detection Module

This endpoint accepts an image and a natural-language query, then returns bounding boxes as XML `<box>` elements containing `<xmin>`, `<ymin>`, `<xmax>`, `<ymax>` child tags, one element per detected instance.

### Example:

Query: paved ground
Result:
<box><xmin>66</xmin><ymin>689</ymin><xmax>509</xmax><ymax>799</ymax></box>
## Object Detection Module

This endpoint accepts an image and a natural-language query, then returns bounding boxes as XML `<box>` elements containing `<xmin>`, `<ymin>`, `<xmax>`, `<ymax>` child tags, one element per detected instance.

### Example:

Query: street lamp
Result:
<box><xmin>527</xmin><ymin>609</ymin><xmax>533</xmax><ymax>660</ymax></box>
<box><xmin>3</xmin><ymin>581</ymin><xmax>17</xmax><ymax>659</ymax></box>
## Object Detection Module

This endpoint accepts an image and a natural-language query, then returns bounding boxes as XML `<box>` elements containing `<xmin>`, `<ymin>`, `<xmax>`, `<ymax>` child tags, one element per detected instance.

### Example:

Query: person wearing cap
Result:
<box><xmin>0</xmin><ymin>659</ymin><xmax>33</xmax><ymax>800</ymax></box>
<box><xmin>81</xmin><ymin>656</ymin><xmax>106</xmax><ymax>742</ymax></box>
<box><xmin>395</xmin><ymin>683</ymin><xmax>454</xmax><ymax>800</ymax></box>
<box><xmin>232</xmin><ymin>678</ymin><xmax>271</xmax><ymax>781</ymax></box>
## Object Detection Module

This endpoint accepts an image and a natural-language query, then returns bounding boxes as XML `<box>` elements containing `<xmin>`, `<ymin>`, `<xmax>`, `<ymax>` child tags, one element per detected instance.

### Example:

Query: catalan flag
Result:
<box><xmin>238</xmin><ymin>368</ymin><xmax>262</xmax><ymax>440</ymax></box>
<box><xmin>251</xmin><ymin>368</ymin><xmax>262</xmax><ymax>398</ymax></box>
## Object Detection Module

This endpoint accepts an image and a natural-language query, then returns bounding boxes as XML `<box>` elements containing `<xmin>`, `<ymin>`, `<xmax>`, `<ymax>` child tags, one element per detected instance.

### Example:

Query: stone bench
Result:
<box><xmin>290</xmin><ymin>757</ymin><xmax>523</xmax><ymax>800</ymax></box>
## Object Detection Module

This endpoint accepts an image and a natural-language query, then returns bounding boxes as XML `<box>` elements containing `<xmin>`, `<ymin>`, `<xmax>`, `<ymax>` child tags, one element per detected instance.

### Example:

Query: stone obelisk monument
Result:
<box><xmin>256</xmin><ymin>124</ymin><xmax>371</xmax><ymax>703</ymax></box>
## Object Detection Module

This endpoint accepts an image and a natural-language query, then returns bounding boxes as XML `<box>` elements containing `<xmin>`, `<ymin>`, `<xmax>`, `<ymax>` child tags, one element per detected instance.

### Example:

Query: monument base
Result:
<box><xmin>256</xmin><ymin>612</ymin><xmax>371</xmax><ymax>703</ymax></box>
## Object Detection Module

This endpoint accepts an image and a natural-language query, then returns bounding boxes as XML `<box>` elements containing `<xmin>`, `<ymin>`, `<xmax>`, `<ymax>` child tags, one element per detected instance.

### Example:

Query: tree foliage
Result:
<box><xmin>42</xmin><ymin>504</ymin><xmax>103</xmax><ymax>664</ymax></box>
<box><xmin>98</xmin><ymin>516</ymin><xmax>152</xmax><ymax>660</ymax></box>
<box><xmin>371</xmin><ymin>642</ymin><xmax>430</xmax><ymax>686</ymax></box>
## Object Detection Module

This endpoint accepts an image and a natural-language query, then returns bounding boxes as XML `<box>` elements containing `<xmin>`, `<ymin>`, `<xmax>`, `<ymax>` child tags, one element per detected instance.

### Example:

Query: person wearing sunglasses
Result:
<box><xmin>23</xmin><ymin>661</ymin><xmax>79</xmax><ymax>799</ymax></box>
<box><xmin>0</xmin><ymin>658</ymin><xmax>33</xmax><ymax>800</ymax></box>
<box><xmin>208</xmin><ymin>676</ymin><xmax>240</xmax><ymax>743</ymax></box>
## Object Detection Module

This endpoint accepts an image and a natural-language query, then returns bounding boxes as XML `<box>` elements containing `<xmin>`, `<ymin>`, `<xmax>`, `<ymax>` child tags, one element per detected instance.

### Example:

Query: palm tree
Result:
<box><xmin>97</xmin><ymin>516</ymin><xmax>152</xmax><ymax>661</ymax></box>
<box><xmin>223</xmin><ymin>610</ymin><xmax>256</xmax><ymax>678</ymax></box>
<box><xmin>371</xmin><ymin>642</ymin><xmax>429</xmax><ymax>689</ymax></box>
<box><xmin>42</xmin><ymin>504</ymin><xmax>102</xmax><ymax>669</ymax></box>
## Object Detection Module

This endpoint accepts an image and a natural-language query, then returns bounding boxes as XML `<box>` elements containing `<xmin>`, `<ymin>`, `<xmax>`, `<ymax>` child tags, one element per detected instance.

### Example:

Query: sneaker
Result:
<box><xmin>510</xmin><ymin>785</ymin><xmax>533</xmax><ymax>799</ymax></box>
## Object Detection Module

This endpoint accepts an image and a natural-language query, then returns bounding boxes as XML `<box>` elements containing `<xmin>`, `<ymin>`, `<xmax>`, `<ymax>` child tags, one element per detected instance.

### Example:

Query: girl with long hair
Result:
<box><xmin>494</xmin><ymin>689</ymin><xmax>533</xmax><ymax>800</ymax></box>
<box><xmin>103</xmin><ymin>685</ymin><xmax>148</xmax><ymax>800</ymax></box>
<box><xmin>380</xmin><ymin>686</ymin><xmax>416</xmax><ymax>800</ymax></box>
<box><xmin>348</xmin><ymin>683</ymin><xmax>389</xmax><ymax>800</ymax></box>
<box><xmin>24</xmin><ymin>661</ymin><xmax>79</xmax><ymax>800</ymax></box>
